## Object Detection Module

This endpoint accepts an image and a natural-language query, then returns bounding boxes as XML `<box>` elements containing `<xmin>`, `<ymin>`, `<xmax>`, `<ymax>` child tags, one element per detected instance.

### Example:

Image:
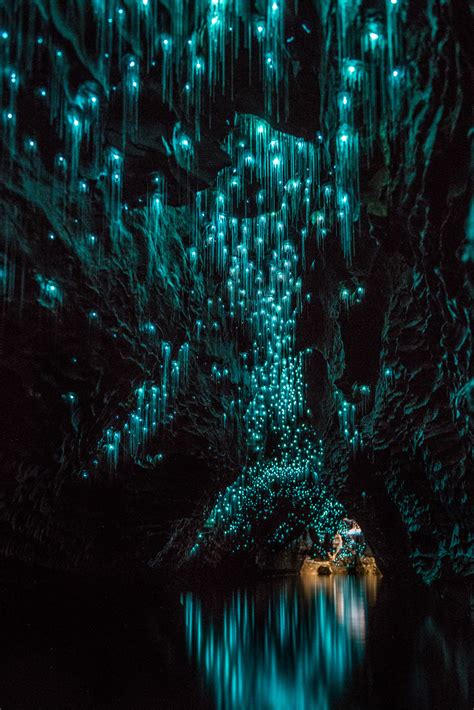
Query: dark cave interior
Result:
<box><xmin>0</xmin><ymin>0</ymin><xmax>472</xmax><ymax>662</ymax></box>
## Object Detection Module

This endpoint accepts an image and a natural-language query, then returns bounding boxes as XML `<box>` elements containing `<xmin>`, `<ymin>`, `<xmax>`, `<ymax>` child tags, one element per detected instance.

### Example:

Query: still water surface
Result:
<box><xmin>0</xmin><ymin>569</ymin><xmax>470</xmax><ymax>708</ymax></box>
<box><xmin>181</xmin><ymin>574</ymin><xmax>471</xmax><ymax>710</ymax></box>
<box><xmin>182</xmin><ymin>575</ymin><xmax>377</xmax><ymax>710</ymax></box>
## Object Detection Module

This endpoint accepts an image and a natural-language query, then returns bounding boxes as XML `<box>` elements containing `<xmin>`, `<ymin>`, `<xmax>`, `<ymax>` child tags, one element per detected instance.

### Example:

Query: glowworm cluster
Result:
<box><xmin>0</xmin><ymin>1</ymin><xmax>407</xmax><ymax>541</ymax></box>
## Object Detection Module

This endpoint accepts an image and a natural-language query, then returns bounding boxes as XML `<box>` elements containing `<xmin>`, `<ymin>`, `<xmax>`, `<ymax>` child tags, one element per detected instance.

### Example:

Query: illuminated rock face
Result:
<box><xmin>0</xmin><ymin>1</ymin><xmax>471</xmax><ymax>583</ymax></box>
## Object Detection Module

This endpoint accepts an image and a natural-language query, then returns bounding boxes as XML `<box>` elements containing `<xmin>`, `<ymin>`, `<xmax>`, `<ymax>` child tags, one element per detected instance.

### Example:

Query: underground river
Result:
<box><xmin>0</xmin><ymin>568</ymin><xmax>470</xmax><ymax>709</ymax></box>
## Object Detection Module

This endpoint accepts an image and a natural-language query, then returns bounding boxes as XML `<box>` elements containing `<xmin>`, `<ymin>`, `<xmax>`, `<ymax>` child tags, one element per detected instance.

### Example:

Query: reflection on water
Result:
<box><xmin>0</xmin><ymin>570</ymin><xmax>471</xmax><ymax>708</ymax></box>
<box><xmin>182</xmin><ymin>576</ymin><xmax>379</xmax><ymax>710</ymax></box>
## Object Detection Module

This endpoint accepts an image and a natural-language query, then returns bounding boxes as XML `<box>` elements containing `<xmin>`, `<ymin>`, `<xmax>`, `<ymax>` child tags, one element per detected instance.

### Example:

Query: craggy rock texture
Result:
<box><xmin>301</xmin><ymin>0</ymin><xmax>473</xmax><ymax>583</ymax></box>
<box><xmin>0</xmin><ymin>0</ymin><xmax>472</xmax><ymax>584</ymax></box>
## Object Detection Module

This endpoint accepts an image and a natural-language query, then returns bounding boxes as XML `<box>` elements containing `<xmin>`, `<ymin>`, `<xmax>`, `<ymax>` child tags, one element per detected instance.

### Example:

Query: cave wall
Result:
<box><xmin>301</xmin><ymin>0</ymin><xmax>473</xmax><ymax>583</ymax></box>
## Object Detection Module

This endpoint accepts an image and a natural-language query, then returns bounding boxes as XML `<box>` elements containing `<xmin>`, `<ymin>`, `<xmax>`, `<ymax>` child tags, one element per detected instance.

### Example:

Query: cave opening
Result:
<box><xmin>299</xmin><ymin>516</ymin><xmax>381</xmax><ymax>578</ymax></box>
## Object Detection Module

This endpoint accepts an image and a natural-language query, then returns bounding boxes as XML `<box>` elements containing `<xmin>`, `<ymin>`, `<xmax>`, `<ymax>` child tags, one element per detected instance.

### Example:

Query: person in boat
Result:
<box><xmin>329</xmin><ymin>532</ymin><xmax>343</xmax><ymax>560</ymax></box>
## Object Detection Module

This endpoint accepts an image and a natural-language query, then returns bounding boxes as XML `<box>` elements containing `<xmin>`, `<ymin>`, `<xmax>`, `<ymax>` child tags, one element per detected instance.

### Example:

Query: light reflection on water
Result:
<box><xmin>182</xmin><ymin>575</ymin><xmax>379</xmax><ymax>710</ymax></box>
<box><xmin>0</xmin><ymin>571</ymin><xmax>470</xmax><ymax>708</ymax></box>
